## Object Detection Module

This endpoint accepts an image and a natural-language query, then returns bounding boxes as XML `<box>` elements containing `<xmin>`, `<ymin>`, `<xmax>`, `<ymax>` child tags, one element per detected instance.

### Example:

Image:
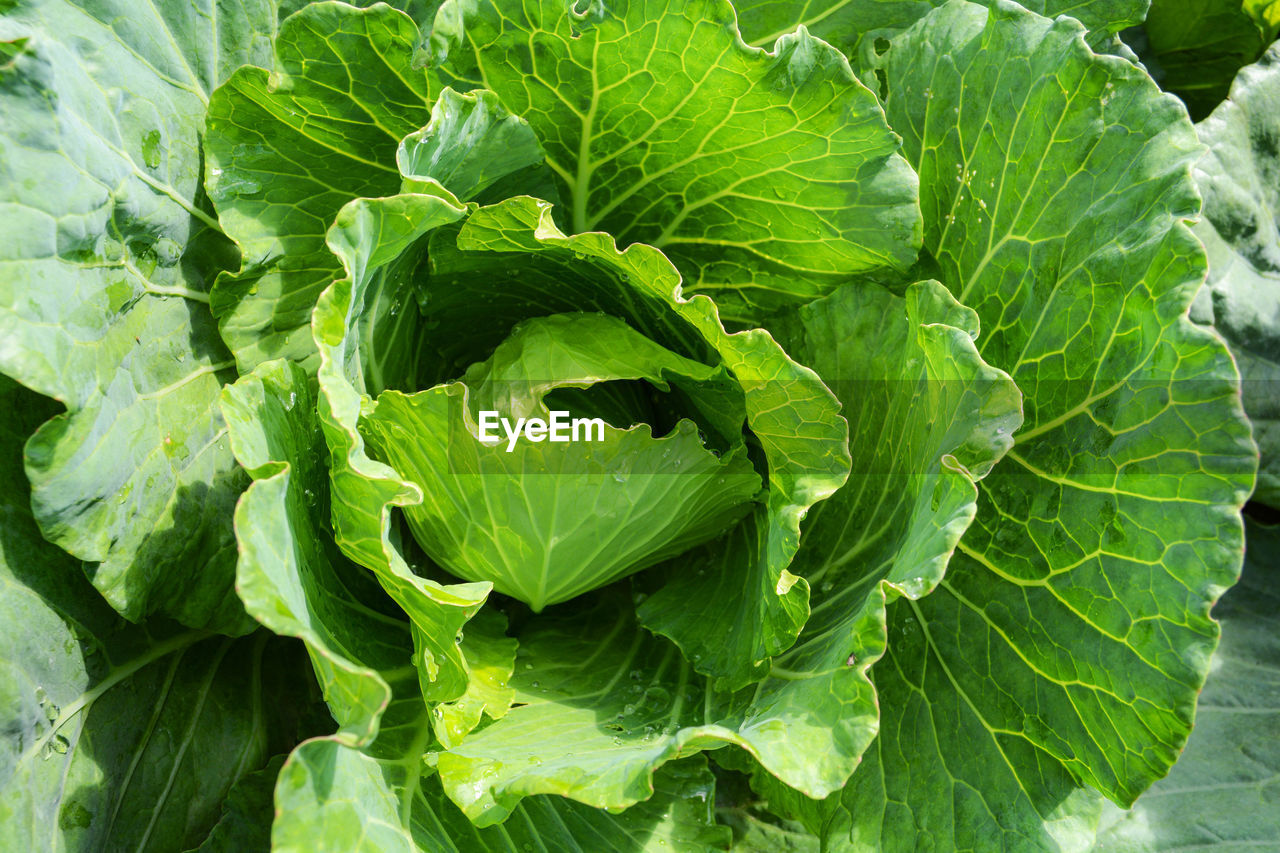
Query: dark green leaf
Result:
<box><xmin>1193</xmin><ymin>42</ymin><xmax>1280</xmax><ymax>507</ymax></box>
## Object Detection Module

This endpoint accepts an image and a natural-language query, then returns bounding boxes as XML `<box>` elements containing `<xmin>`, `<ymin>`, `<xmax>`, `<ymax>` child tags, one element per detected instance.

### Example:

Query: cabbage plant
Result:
<box><xmin>0</xmin><ymin>0</ymin><xmax>1263</xmax><ymax>850</ymax></box>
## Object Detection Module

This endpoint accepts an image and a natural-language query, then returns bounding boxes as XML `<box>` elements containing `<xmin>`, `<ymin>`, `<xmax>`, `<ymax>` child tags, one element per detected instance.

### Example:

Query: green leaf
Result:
<box><xmin>328</xmin><ymin>191</ymin><xmax>848</xmax><ymax>687</ymax></box>
<box><xmin>0</xmin><ymin>0</ymin><xmax>277</xmax><ymax>631</ymax></box>
<box><xmin>640</xmin><ymin>279</ymin><xmax>1021</xmax><ymax>776</ymax></box>
<box><xmin>274</xmin><ymin>733</ymin><xmax>731</xmax><ymax>852</ymax></box>
<box><xmin>1092</xmin><ymin>517</ymin><xmax>1280</xmax><ymax>851</ymax></box>
<box><xmin>718</xmin><ymin>803</ymin><xmax>820</xmax><ymax>853</ymax></box>
<box><xmin>432</xmin><ymin>598</ymin><xmax>731</xmax><ymax>826</ymax></box>
<box><xmin>221</xmin><ymin>359</ymin><xmax>412</xmax><ymax>744</ymax></box>
<box><xmin>819</xmin><ymin>2</ymin><xmax>1257</xmax><ymax>847</ymax></box>
<box><xmin>191</xmin><ymin>756</ymin><xmax>285</xmax><ymax>853</ymax></box>
<box><xmin>205</xmin><ymin>1</ymin><xmax>438</xmax><ymax>370</ymax></box>
<box><xmin>739</xmin><ymin>277</ymin><xmax>1022</xmax><ymax>793</ymax></box>
<box><xmin>360</xmin><ymin>313</ymin><xmax>761</xmax><ymax>611</ymax></box>
<box><xmin>316</xmin><ymin>187</ymin><xmax>498</xmax><ymax>710</ymax></box>
<box><xmin>0</xmin><ymin>378</ymin><xmax>318</xmax><ymax>852</ymax></box>
<box><xmin>1193</xmin><ymin>42</ymin><xmax>1280</xmax><ymax>508</ymax></box>
<box><xmin>1130</xmin><ymin>0</ymin><xmax>1280</xmax><ymax>120</ymax></box>
<box><xmin>428</xmin><ymin>0</ymin><xmax>921</xmax><ymax>322</ymax></box>
<box><xmin>396</xmin><ymin>87</ymin><xmax>557</xmax><ymax>205</ymax></box>
<box><xmin>429</xmin><ymin>607</ymin><xmax>516</xmax><ymax>749</ymax></box>
<box><xmin>731</xmin><ymin>0</ymin><xmax>1148</xmax><ymax>67</ymax></box>
<box><xmin>416</xmin><ymin>754</ymin><xmax>732</xmax><ymax>851</ymax></box>
<box><xmin>434</xmin><ymin>198</ymin><xmax>852</xmax><ymax>686</ymax></box>
<box><xmin>278</xmin><ymin>0</ymin><xmax>444</xmax><ymax>25</ymax></box>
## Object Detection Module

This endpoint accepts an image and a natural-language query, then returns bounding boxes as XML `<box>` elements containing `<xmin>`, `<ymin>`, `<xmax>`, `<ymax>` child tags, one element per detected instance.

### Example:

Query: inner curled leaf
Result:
<box><xmin>360</xmin><ymin>312</ymin><xmax>763</xmax><ymax>611</ymax></box>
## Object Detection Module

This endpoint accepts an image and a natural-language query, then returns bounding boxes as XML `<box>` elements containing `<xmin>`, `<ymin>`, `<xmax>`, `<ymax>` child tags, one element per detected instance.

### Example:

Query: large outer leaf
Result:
<box><xmin>1193</xmin><ymin>42</ymin><xmax>1280</xmax><ymax>508</ymax></box>
<box><xmin>0</xmin><ymin>377</ymin><xmax>316</xmax><ymax>852</ymax></box>
<box><xmin>819</xmin><ymin>2</ymin><xmax>1257</xmax><ymax>849</ymax></box>
<box><xmin>0</xmin><ymin>0</ymin><xmax>276</xmax><ymax>631</ymax></box>
<box><xmin>428</xmin><ymin>0</ymin><xmax>921</xmax><ymax>322</ymax></box>
<box><xmin>204</xmin><ymin>1</ymin><xmax>438</xmax><ymax>370</ymax></box>
<box><xmin>1131</xmin><ymin>0</ymin><xmax>1280</xmax><ymax>120</ymax></box>
<box><xmin>732</xmin><ymin>0</ymin><xmax>1148</xmax><ymax>65</ymax></box>
<box><xmin>1093</xmin><ymin>518</ymin><xmax>1280</xmax><ymax>851</ymax></box>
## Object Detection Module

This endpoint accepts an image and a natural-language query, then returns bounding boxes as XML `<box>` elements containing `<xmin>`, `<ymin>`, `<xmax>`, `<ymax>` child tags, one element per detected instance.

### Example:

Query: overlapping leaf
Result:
<box><xmin>275</xmin><ymin>732</ymin><xmax>731</xmax><ymax>852</ymax></box>
<box><xmin>361</xmin><ymin>313</ymin><xmax>761</xmax><ymax>611</ymax></box>
<box><xmin>316</xmin><ymin>185</ymin><xmax>498</xmax><ymax>710</ymax></box>
<box><xmin>816</xmin><ymin>3</ymin><xmax>1257</xmax><ymax>848</ymax></box>
<box><xmin>216</xmin><ymin>359</ymin><xmax>731</xmax><ymax>850</ymax></box>
<box><xmin>419</xmin><ymin>197</ymin><xmax>851</xmax><ymax>687</ymax></box>
<box><xmin>433</xmin><ymin>277</ymin><xmax>1018</xmax><ymax>824</ymax></box>
<box><xmin>0</xmin><ymin>0</ymin><xmax>277</xmax><ymax>631</ymax></box>
<box><xmin>1130</xmin><ymin>0</ymin><xmax>1280</xmax><ymax>119</ymax></box>
<box><xmin>0</xmin><ymin>377</ymin><xmax>316</xmax><ymax>852</ymax></box>
<box><xmin>731</xmin><ymin>0</ymin><xmax>1147</xmax><ymax>65</ymax></box>
<box><xmin>221</xmin><ymin>359</ymin><xmax>412</xmax><ymax>744</ymax></box>
<box><xmin>1093</xmin><ymin>518</ymin><xmax>1280</xmax><ymax>851</ymax></box>
<box><xmin>205</xmin><ymin>1</ymin><xmax>439</xmax><ymax>369</ymax></box>
<box><xmin>428</xmin><ymin>0</ymin><xmax>921</xmax><ymax>322</ymax></box>
<box><xmin>1193</xmin><ymin>42</ymin><xmax>1280</xmax><ymax>507</ymax></box>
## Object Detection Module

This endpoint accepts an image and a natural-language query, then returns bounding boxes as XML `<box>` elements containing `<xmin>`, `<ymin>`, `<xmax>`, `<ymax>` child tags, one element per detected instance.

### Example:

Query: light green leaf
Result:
<box><xmin>749</xmin><ymin>278</ymin><xmax>1023</xmax><ymax>795</ymax></box>
<box><xmin>1193</xmin><ymin>42</ymin><xmax>1280</xmax><ymax>508</ymax></box>
<box><xmin>311</xmin><ymin>151</ymin><xmax>850</xmax><ymax>828</ymax></box>
<box><xmin>731</xmin><ymin>0</ymin><xmax>1148</xmax><ymax>68</ymax></box>
<box><xmin>316</xmin><ymin>187</ymin><xmax>496</xmax><ymax>710</ymax></box>
<box><xmin>428</xmin><ymin>0</ymin><xmax>921</xmax><ymax>322</ymax></box>
<box><xmin>414</xmin><ymin>754</ymin><xmax>732</xmax><ymax>852</ymax></box>
<box><xmin>361</xmin><ymin>313</ymin><xmax>761</xmax><ymax>611</ymax></box>
<box><xmin>396</xmin><ymin>87</ymin><xmax>556</xmax><ymax>205</ymax></box>
<box><xmin>273</xmin><ymin>733</ymin><xmax>418</xmax><ymax>853</ymax></box>
<box><xmin>1129</xmin><ymin>0</ymin><xmax>1280</xmax><ymax>120</ymax></box>
<box><xmin>274</xmin><ymin>731</ymin><xmax>731</xmax><ymax>852</ymax></box>
<box><xmin>821</xmin><ymin>2</ymin><xmax>1257</xmax><ymax>848</ymax></box>
<box><xmin>430</xmin><ymin>198</ymin><xmax>850</xmax><ymax>687</ymax></box>
<box><xmin>278</xmin><ymin>0</ymin><xmax>444</xmax><ymax>25</ymax></box>
<box><xmin>205</xmin><ymin>1</ymin><xmax>438</xmax><ymax>370</ymax></box>
<box><xmin>328</xmin><ymin>190</ymin><xmax>848</xmax><ymax>686</ymax></box>
<box><xmin>640</xmin><ymin>278</ymin><xmax>1021</xmax><ymax>776</ymax></box>
<box><xmin>221</xmin><ymin>359</ymin><xmax>412</xmax><ymax>745</ymax></box>
<box><xmin>219</xmin><ymin>357</ymin><xmax>518</xmax><ymax>844</ymax></box>
<box><xmin>0</xmin><ymin>0</ymin><xmax>278</xmax><ymax>631</ymax></box>
<box><xmin>0</xmin><ymin>378</ymin><xmax>317</xmax><ymax>852</ymax></box>
<box><xmin>1093</xmin><ymin>518</ymin><xmax>1280</xmax><ymax>851</ymax></box>
<box><xmin>433</xmin><ymin>598</ymin><xmax>733</xmax><ymax>826</ymax></box>
<box><xmin>430</xmin><ymin>607</ymin><xmax>516</xmax><ymax>749</ymax></box>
